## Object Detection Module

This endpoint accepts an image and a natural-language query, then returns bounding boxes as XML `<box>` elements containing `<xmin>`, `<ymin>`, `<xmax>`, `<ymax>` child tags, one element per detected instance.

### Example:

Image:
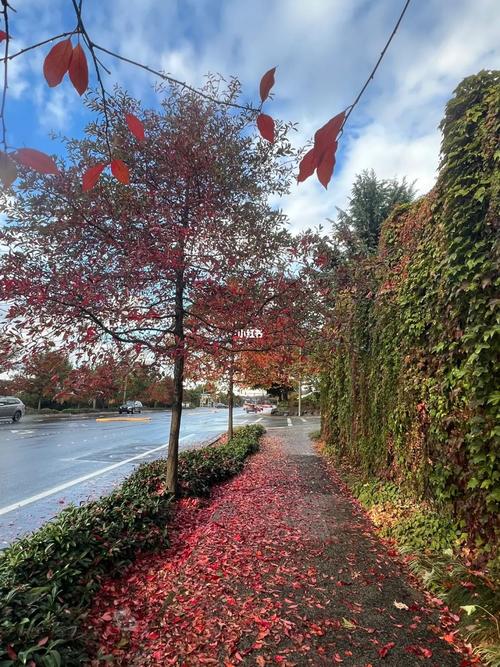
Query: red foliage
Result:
<box><xmin>68</xmin><ymin>43</ymin><xmax>89</xmax><ymax>96</ymax></box>
<box><xmin>316</xmin><ymin>140</ymin><xmax>337</xmax><ymax>189</ymax></box>
<box><xmin>126</xmin><ymin>113</ymin><xmax>145</xmax><ymax>142</ymax></box>
<box><xmin>43</xmin><ymin>39</ymin><xmax>73</xmax><ymax>87</ymax></box>
<box><xmin>110</xmin><ymin>158</ymin><xmax>130</xmax><ymax>184</ymax></box>
<box><xmin>82</xmin><ymin>162</ymin><xmax>106</xmax><ymax>191</ymax></box>
<box><xmin>14</xmin><ymin>148</ymin><xmax>59</xmax><ymax>175</ymax></box>
<box><xmin>259</xmin><ymin>67</ymin><xmax>276</xmax><ymax>103</ymax></box>
<box><xmin>0</xmin><ymin>30</ymin><xmax>7</xmax><ymax>42</ymax></box>
<box><xmin>256</xmin><ymin>113</ymin><xmax>275</xmax><ymax>143</ymax></box>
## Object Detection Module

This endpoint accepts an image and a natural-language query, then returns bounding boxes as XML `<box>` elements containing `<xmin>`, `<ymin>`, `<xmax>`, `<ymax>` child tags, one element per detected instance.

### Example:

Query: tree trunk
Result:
<box><xmin>37</xmin><ymin>396</ymin><xmax>41</xmax><ymax>412</ymax></box>
<box><xmin>227</xmin><ymin>354</ymin><xmax>234</xmax><ymax>440</ymax></box>
<box><xmin>166</xmin><ymin>267</ymin><xmax>185</xmax><ymax>495</ymax></box>
<box><xmin>92</xmin><ymin>397</ymin><xmax>96</xmax><ymax>410</ymax></box>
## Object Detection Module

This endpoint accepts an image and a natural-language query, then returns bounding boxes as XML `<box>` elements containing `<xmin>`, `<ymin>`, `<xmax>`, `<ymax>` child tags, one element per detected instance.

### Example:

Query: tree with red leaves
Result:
<box><xmin>0</xmin><ymin>81</ymin><xmax>295</xmax><ymax>492</ymax></box>
<box><xmin>12</xmin><ymin>347</ymin><xmax>72</xmax><ymax>411</ymax></box>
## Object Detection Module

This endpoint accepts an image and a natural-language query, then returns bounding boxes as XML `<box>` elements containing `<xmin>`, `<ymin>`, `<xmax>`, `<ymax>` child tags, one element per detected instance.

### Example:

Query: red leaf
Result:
<box><xmin>297</xmin><ymin>148</ymin><xmax>317</xmax><ymax>183</ymax></box>
<box><xmin>68</xmin><ymin>43</ymin><xmax>88</xmax><ymax>96</ymax></box>
<box><xmin>6</xmin><ymin>646</ymin><xmax>17</xmax><ymax>660</ymax></box>
<box><xmin>257</xmin><ymin>114</ymin><xmax>275</xmax><ymax>143</ymax></box>
<box><xmin>0</xmin><ymin>151</ymin><xmax>18</xmax><ymax>187</ymax></box>
<box><xmin>378</xmin><ymin>642</ymin><xmax>395</xmax><ymax>658</ymax></box>
<box><xmin>313</xmin><ymin>110</ymin><xmax>345</xmax><ymax>162</ymax></box>
<box><xmin>0</xmin><ymin>31</ymin><xmax>8</xmax><ymax>43</ymax></box>
<box><xmin>317</xmin><ymin>140</ymin><xmax>338</xmax><ymax>189</ymax></box>
<box><xmin>43</xmin><ymin>39</ymin><xmax>73</xmax><ymax>87</ymax></box>
<box><xmin>126</xmin><ymin>113</ymin><xmax>145</xmax><ymax>142</ymax></box>
<box><xmin>37</xmin><ymin>636</ymin><xmax>49</xmax><ymax>647</ymax></box>
<box><xmin>82</xmin><ymin>162</ymin><xmax>106</xmax><ymax>192</ymax></box>
<box><xmin>111</xmin><ymin>159</ymin><xmax>130</xmax><ymax>184</ymax></box>
<box><xmin>259</xmin><ymin>66</ymin><xmax>276</xmax><ymax>103</ymax></box>
<box><xmin>15</xmin><ymin>148</ymin><xmax>59</xmax><ymax>175</ymax></box>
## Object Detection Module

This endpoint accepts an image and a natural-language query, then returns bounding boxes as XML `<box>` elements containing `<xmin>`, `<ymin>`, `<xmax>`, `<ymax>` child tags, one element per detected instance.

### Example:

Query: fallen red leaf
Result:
<box><xmin>126</xmin><ymin>113</ymin><xmax>145</xmax><ymax>142</ymax></box>
<box><xmin>259</xmin><ymin>67</ymin><xmax>276</xmax><ymax>103</ymax></box>
<box><xmin>378</xmin><ymin>642</ymin><xmax>395</xmax><ymax>658</ymax></box>
<box><xmin>82</xmin><ymin>162</ymin><xmax>106</xmax><ymax>192</ymax></box>
<box><xmin>257</xmin><ymin>114</ymin><xmax>275</xmax><ymax>143</ymax></box>
<box><xmin>43</xmin><ymin>39</ymin><xmax>73</xmax><ymax>87</ymax></box>
<box><xmin>111</xmin><ymin>158</ymin><xmax>130</xmax><ymax>185</ymax></box>
<box><xmin>68</xmin><ymin>43</ymin><xmax>89</xmax><ymax>96</ymax></box>
<box><xmin>14</xmin><ymin>148</ymin><xmax>59</xmax><ymax>175</ymax></box>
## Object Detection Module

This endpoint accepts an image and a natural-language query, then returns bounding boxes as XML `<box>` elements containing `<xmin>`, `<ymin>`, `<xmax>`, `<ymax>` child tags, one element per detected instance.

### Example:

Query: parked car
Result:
<box><xmin>119</xmin><ymin>400</ymin><xmax>143</xmax><ymax>414</ymax></box>
<box><xmin>244</xmin><ymin>404</ymin><xmax>261</xmax><ymax>413</ymax></box>
<box><xmin>214</xmin><ymin>403</ymin><xmax>228</xmax><ymax>408</ymax></box>
<box><xmin>0</xmin><ymin>396</ymin><xmax>25</xmax><ymax>422</ymax></box>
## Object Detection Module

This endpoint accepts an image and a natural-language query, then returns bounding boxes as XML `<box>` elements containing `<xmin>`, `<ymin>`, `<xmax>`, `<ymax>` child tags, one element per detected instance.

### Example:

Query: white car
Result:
<box><xmin>0</xmin><ymin>396</ymin><xmax>26</xmax><ymax>422</ymax></box>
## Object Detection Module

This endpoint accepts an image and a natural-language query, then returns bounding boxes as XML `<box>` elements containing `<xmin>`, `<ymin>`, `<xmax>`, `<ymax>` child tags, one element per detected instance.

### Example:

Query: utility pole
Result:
<box><xmin>298</xmin><ymin>374</ymin><xmax>302</xmax><ymax>417</ymax></box>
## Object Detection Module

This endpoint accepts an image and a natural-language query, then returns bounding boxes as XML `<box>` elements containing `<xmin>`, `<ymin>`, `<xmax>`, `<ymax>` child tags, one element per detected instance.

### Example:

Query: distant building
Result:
<box><xmin>199</xmin><ymin>392</ymin><xmax>215</xmax><ymax>408</ymax></box>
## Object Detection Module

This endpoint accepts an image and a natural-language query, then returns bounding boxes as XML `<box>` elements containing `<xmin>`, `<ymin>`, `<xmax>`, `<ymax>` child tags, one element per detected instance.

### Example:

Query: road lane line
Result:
<box><xmin>0</xmin><ymin>436</ymin><xmax>191</xmax><ymax>517</ymax></box>
<box><xmin>287</xmin><ymin>418</ymin><xmax>292</xmax><ymax>426</ymax></box>
<box><xmin>300</xmin><ymin>418</ymin><xmax>307</xmax><ymax>422</ymax></box>
<box><xmin>255</xmin><ymin>417</ymin><xmax>263</xmax><ymax>423</ymax></box>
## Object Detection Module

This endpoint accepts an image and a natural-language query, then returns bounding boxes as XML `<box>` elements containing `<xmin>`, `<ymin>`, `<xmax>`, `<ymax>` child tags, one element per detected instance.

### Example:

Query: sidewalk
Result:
<box><xmin>88</xmin><ymin>427</ymin><xmax>465</xmax><ymax>666</ymax></box>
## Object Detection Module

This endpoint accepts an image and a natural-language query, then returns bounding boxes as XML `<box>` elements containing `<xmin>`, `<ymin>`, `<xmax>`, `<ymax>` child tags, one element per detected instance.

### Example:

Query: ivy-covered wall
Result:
<box><xmin>321</xmin><ymin>71</ymin><xmax>499</xmax><ymax>561</ymax></box>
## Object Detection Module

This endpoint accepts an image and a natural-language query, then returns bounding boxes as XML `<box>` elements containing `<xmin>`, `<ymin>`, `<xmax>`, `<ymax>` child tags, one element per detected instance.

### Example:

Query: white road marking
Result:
<box><xmin>287</xmin><ymin>418</ymin><xmax>292</xmax><ymax>426</ymax></box>
<box><xmin>0</xmin><ymin>435</ymin><xmax>191</xmax><ymax>517</ymax></box>
<box><xmin>300</xmin><ymin>418</ymin><xmax>307</xmax><ymax>423</ymax></box>
<box><xmin>11</xmin><ymin>430</ymin><xmax>34</xmax><ymax>435</ymax></box>
<box><xmin>255</xmin><ymin>417</ymin><xmax>263</xmax><ymax>423</ymax></box>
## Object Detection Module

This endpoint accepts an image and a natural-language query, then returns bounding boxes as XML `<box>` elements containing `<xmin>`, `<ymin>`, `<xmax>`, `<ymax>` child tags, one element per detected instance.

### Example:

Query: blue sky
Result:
<box><xmin>3</xmin><ymin>0</ymin><xmax>500</xmax><ymax>232</ymax></box>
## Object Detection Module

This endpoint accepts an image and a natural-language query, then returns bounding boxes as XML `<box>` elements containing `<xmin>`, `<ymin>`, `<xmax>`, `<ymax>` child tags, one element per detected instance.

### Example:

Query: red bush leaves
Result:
<box><xmin>14</xmin><ymin>148</ymin><xmax>59</xmax><ymax>175</ymax></box>
<box><xmin>111</xmin><ymin>158</ymin><xmax>130</xmax><ymax>184</ymax></box>
<box><xmin>298</xmin><ymin>110</ymin><xmax>345</xmax><ymax>189</ymax></box>
<box><xmin>126</xmin><ymin>113</ymin><xmax>145</xmax><ymax>142</ymax></box>
<box><xmin>82</xmin><ymin>163</ymin><xmax>106</xmax><ymax>192</ymax></box>
<box><xmin>257</xmin><ymin>113</ymin><xmax>275</xmax><ymax>143</ymax></box>
<box><xmin>43</xmin><ymin>39</ymin><xmax>89</xmax><ymax>95</ymax></box>
<box><xmin>260</xmin><ymin>67</ymin><xmax>276</xmax><ymax>103</ymax></box>
<box><xmin>68</xmin><ymin>44</ymin><xmax>88</xmax><ymax>96</ymax></box>
<box><xmin>43</xmin><ymin>39</ymin><xmax>73</xmax><ymax>87</ymax></box>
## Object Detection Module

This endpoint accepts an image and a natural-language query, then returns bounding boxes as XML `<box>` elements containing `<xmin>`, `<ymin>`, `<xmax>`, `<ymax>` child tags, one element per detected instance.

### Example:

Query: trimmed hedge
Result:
<box><xmin>0</xmin><ymin>424</ymin><xmax>264</xmax><ymax>666</ymax></box>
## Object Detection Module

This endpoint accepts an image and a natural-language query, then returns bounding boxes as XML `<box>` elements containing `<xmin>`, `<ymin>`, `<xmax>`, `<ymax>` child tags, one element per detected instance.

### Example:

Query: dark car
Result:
<box><xmin>119</xmin><ymin>400</ymin><xmax>143</xmax><ymax>414</ymax></box>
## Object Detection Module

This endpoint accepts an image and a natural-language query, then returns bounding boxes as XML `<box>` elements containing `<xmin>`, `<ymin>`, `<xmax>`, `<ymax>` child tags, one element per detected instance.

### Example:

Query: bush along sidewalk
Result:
<box><xmin>0</xmin><ymin>424</ymin><xmax>264</xmax><ymax>666</ymax></box>
<box><xmin>317</xmin><ymin>439</ymin><xmax>500</xmax><ymax>666</ymax></box>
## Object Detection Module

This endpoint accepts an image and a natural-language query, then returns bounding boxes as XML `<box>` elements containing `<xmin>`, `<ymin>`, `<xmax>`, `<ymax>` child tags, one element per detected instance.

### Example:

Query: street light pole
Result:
<box><xmin>298</xmin><ymin>374</ymin><xmax>302</xmax><ymax>418</ymax></box>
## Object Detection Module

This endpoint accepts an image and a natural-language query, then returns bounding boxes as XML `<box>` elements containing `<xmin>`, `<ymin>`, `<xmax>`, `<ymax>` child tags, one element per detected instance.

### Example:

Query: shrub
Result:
<box><xmin>0</xmin><ymin>425</ymin><xmax>264</xmax><ymax>665</ymax></box>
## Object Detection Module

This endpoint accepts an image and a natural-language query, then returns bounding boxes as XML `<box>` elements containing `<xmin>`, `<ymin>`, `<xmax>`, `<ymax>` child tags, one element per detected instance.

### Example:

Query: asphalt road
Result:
<box><xmin>0</xmin><ymin>408</ymin><xmax>319</xmax><ymax>546</ymax></box>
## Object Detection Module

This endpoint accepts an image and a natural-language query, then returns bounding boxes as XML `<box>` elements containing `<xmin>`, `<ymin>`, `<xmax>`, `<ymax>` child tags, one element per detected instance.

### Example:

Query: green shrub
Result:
<box><xmin>0</xmin><ymin>425</ymin><xmax>264</xmax><ymax>665</ymax></box>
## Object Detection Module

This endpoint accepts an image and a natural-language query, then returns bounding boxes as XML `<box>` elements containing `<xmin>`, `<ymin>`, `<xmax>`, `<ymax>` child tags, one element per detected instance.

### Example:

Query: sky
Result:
<box><xmin>2</xmin><ymin>0</ymin><xmax>500</xmax><ymax>234</ymax></box>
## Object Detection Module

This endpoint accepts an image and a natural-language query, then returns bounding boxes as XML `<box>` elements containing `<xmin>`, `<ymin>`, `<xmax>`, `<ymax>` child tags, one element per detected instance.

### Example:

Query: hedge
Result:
<box><xmin>0</xmin><ymin>424</ymin><xmax>264</xmax><ymax>666</ymax></box>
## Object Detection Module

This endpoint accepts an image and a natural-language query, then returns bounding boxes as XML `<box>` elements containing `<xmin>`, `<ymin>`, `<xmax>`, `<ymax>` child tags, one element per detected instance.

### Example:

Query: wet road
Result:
<box><xmin>0</xmin><ymin>408</ymin><xmax>319</xmax><ymax>546</ymax></box>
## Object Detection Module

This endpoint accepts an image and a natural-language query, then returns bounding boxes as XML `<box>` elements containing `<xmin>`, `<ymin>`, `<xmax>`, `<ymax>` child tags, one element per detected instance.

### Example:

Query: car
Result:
<box><xmin>0</xmin><ymin>396</ymin><xmax>26</xmax><ymax>423</ymax></box>
<box><xmin>214</xmin><ymin>403</ymin><xmax>228</xmax><ymax>408</ymax></box>
<box><xmin>119</xmin><ymin>400</ymin><xmax>143</xmax><ymax>414</ymax></box>
<box><xmin>244</xmin><ymin>404</ymin><xmax>259</xmax><ymax>413</ymax></box>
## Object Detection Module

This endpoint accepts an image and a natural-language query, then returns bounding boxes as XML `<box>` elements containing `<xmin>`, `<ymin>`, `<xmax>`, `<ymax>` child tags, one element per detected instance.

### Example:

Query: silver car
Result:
<box><xmin>0</xmin><ymin>396</ymin><xmax>26</xmax><ymax>422</ymax></box>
